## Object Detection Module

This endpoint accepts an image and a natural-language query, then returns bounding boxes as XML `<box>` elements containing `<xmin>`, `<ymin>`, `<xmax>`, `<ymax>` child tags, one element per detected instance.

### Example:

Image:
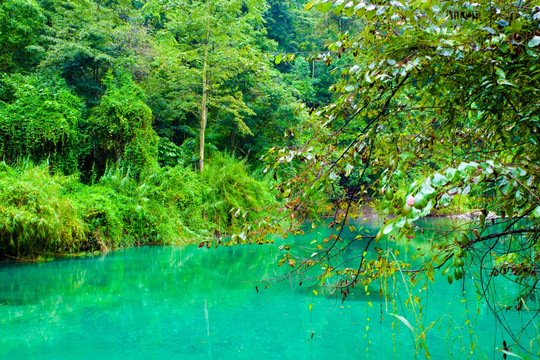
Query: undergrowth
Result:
<box><xmin>0</xmin><ymin>154</ymin><xmax>274</xmax><ymax>260</ymax></box>
<box><xmin>0</xmin><ymin>161</ymin><xmax>86</xmax><ymax>258</ymax></box>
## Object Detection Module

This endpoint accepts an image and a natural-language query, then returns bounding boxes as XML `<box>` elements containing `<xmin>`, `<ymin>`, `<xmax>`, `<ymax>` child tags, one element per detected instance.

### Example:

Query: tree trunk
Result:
<box><xmin>230</xmin><ymin>128</ymin><xmax>236</xmax><ymax>152</ymax></box>
<box><xmin>199</xmin><ymin>7</ymin><xmax>210</xmax><ymax>173</ymax></box>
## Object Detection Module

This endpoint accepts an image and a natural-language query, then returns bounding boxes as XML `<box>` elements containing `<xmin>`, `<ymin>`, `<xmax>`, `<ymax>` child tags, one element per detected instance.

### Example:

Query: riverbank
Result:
<box><xmin>0</xmin><ymin>165</ymin><xmax>493</xmax><ymax>263</ymax></box>
<box><xmin>0</xmin><ymin>157</ymin><xmax>274</xmax><ymax>261</ymax></box>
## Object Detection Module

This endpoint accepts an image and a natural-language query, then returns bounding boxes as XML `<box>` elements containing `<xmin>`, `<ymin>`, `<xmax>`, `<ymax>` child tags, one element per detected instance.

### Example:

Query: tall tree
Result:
<box><xmin>0</xmin><ymin>0</ymin><xmax>46</xmax><ymax>74</ymax></box>
<box><xmin>149</xmin><ymin>0</ymin><xmax>269</xmax><ymax>172</ymax></box>
<box><xmin>39</xmin><ymin>0</ymin><xmax>153</xmax><ymax>105</ymax></box>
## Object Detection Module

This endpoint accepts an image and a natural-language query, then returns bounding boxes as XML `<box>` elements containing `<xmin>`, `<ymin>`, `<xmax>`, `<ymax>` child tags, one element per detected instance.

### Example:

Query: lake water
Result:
<box><xmin>0</xmin><ymin>217</ymin><xmax>538</xmax><ymax>359</ymax></box>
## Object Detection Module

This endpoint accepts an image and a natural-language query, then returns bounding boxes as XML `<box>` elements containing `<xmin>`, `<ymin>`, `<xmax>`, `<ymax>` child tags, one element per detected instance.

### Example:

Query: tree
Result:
<box><xmin>236</xmin><ymin>0</ymin><xmax>540</xmax><ymax>357</ymax></box>
<box><xmin>0</xmin><ymin>71</ymin><xmax>83</xmax><ymax>173</ymax></box>
<box><xmin>148</xmin><ymin>0</ymin><xmax>270</xmax><ymax>172</ymax></box>
<box><xmin>85</xmin><ymin>72</ymin><xmax>158</xmax><ymax>178</ymax></box>
<box><xmin>39</xmin><ymin>0</ymin><xmax>153</xmax><ymax>105</ymax></box>
<box><xmin>0</xmin><ymin>0</ymin><xmax>46</xmax><ymax>74</ymax></box>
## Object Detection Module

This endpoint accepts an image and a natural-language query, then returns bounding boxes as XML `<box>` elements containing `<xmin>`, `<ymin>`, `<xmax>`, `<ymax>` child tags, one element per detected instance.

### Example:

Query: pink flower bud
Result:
<box><xmin>406</xmin><ymin>195</ymin><xmax>415</xmax><ymax>206</ymax></box>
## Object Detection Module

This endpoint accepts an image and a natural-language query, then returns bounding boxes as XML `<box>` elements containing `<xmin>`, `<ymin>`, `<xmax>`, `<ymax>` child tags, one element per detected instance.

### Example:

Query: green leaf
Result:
<box><xmin>457</xmin><ymin>162</ymin><xmax>476</xmax><ymax>176</ymax></box>
<box><xmin>420</xmin><ymin>183</ymin><xmax>436</xmax><ymax>198</ymax></box>
<box><xmin>528</xmin><ymin>36</ymin><xmax>540</xmax><ymax>48</ymax></box>
<box><xmin>439</xmin><ymin>193</ymin><xmax>451</xmax><ymax>206</ymax></box>
<box><xmin>432</xmin><ymin>173</ymin><xmax>448</xmax><ymax>188</ymax></box>
<box><xmin>531</xmin><ymin>206</ymin><xmax>540</xmax><ymax>219</ymax></box>
<box><xmin>395</xmin><ymin>216</ymin><xmax>407</xmax><ymax>229</ymax></box>
<box><xmin>275</xmin><ymin>54</ymin><xmax>282</xmax><ymax>64</ymax></box>
<box><xmin>495</xmin><ymin>68</ymin><xmax>506</xmax><ymax>79</ymax></box>
<box><xmin>398</xmin><ymin>151</ymin><xmax>414</xmax><ymax>162</ymax></box>
<box><xmin>445</xmin><ymin>167</ymin><xmax>457</xmax><ymax>181</ymax></box>
<box><xmin>511</xmin><ymin>19</ymin><xmax>522</xmax><ymax>32</ymax></box>
<box><xmin>319</xmin><ymin>1</ymin><xmax>332</xmax><ymax>12</ymax></box>
<box><xmin>500</xmin><ymin>349</ymin><xmax>523</xmax><ymax>359</ymax></box>
<box><xmin>394</xmin><ymin>169</ymin><xmax>404</xmax><ymax>179</ymax></box>
<box><xmin>383</xmin><ymin>223</ymin><xmax>393</xmax><ymax>234</ymax></box>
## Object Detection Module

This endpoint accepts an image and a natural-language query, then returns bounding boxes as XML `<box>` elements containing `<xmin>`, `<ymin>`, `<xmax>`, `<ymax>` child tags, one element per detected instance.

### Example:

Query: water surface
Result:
<box><xmin>0</xmin><ymin>218</ymin><xmax>538</xmax><ymax>359</ymax></box>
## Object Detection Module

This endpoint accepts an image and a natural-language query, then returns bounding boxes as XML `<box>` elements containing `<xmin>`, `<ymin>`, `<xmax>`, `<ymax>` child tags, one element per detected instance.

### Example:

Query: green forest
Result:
<box><xmin>0</xmin><ymin>0</ymin><xmax>326</xmax><ymax>255</ymax></box>
<box><xmin>1</xmin><ymin>0</ymin><xmax>540</xmax><ymax>358</ymax></box>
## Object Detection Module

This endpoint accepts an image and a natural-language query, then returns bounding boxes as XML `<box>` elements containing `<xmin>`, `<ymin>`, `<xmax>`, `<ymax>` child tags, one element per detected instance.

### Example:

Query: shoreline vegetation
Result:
<box><xmin>0</xmin><ymin>161</ymin><xmax>483</xmax><ymax>263</ymax></box>
<box><xmin>0</xmin><ymin>156</ymin><xmax>274</xmax><ymax>262</ymax></box>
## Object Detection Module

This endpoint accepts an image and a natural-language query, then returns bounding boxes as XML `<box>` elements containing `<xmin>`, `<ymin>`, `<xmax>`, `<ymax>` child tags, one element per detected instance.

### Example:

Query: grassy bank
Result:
<box><xmin>0</xmin><ymin>155</ymin><xmax>274</xmax><ymax>260</ymax></box>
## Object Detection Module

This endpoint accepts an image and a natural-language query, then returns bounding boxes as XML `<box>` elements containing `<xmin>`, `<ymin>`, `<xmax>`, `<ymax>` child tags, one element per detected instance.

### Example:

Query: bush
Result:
<box><xmin>82</xmin><ymin>165</ymin><xmax>206</xmax><ymax>246</ymax></box>
<box><xmin>202</xmin><ymin>153</ymin><xmax>274</xmax><ymax>234</ymax></box>
<box><xmin>84</xmin><ymin>72</ymin><xmax>158</xmax><ymax>179</ymax></box>
<box><xmin>0</xmin><ymin>161</ymin><xmax>86</xmax><ymax>258</ymax></box>
<box><xmin>0</xmin><ymin>72</ymin><xmax>83</xmax><ymax>174</ymax></box>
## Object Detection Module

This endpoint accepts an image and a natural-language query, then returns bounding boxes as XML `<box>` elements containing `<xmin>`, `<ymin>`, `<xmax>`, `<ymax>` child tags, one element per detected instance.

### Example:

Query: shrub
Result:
<box><xmin>0</xmin><ymin>154</ymin><xmax>276</xmax><ymax>259</ymax></box>
<box><xmin>0</xmin><ymin>161</ymin><xmax>86</xmax><ymax>258</ymax></box>
<box><xmin>85</xmin><ymin>72</ymin><xmax>158</xmax><ymax>178</ymax></box>
<box><xmin>0</xmin><ymin>72</ymin><xmax>83</xmax><ymax>174</ymax></box>
<box><xmin>202</xmin><ymin>153</ymin><xmax>274</xmax><ymax>234</ymax></box>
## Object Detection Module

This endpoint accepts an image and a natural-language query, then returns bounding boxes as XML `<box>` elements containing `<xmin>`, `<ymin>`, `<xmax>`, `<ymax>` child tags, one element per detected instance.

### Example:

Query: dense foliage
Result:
<box><xmin>0</xmin><ymin>72</ymin><xmax>82</xmax><ymax>173</ymax></box>
<box><xmin>0</xmin><ymin>157</ymin><xmax>272</xmax><ymax>258</ymax></box>
<box><xmin>0</xmin><ymin>0</ymin><xmax>324</xmax><ymax>258</ymax></box>
<box><xmin>237</xmin><ymin>0</ymin><xmax>540</xmax><ymax>357</ymax></box>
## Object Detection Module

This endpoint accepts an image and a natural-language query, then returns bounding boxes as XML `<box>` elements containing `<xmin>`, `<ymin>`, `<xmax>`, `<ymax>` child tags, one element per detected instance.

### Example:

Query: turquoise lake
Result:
<box><xmin>1</xmin><ymin>218</ymin><xmax>538</xmax><ymax>359</ymax></box>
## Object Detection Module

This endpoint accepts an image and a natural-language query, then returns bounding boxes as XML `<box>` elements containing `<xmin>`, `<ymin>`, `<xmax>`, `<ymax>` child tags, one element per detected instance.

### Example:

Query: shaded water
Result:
<box><xmin>0</xmin><ymin>218</ymin><xmax>538</xmax><ymax>359</ymax></box>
